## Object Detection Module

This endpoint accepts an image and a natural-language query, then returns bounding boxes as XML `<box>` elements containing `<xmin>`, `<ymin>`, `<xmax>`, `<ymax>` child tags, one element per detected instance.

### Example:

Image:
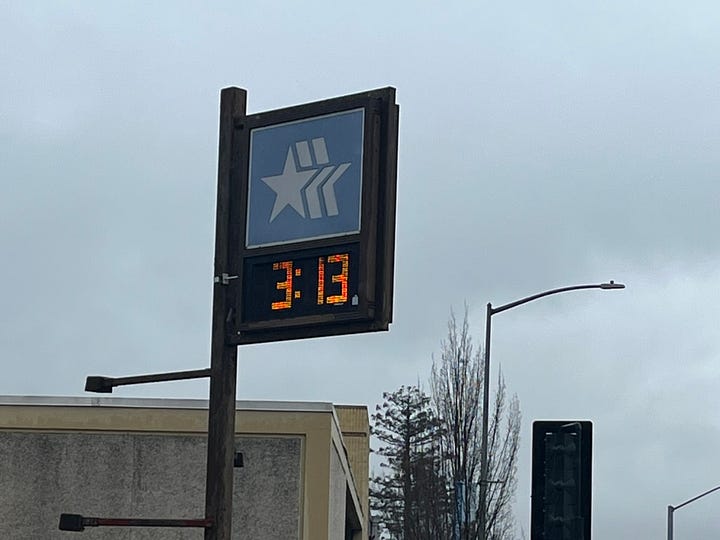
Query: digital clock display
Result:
<box><xmin>242</xmin><ymin>243</ymin><xmax>361</xmax><ymax>323</ymax></box>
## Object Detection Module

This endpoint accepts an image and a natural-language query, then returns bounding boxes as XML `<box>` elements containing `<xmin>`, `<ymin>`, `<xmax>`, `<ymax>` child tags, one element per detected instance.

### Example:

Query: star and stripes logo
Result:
<box><xmin>261</xmin><ymin>137</ymin><xmax>351</xmax><ymax>222</ymax></box>
<box><xmin>246</xmin><ymin>108</ymin><xmax>364</xmax><ymax>248</ymax></box>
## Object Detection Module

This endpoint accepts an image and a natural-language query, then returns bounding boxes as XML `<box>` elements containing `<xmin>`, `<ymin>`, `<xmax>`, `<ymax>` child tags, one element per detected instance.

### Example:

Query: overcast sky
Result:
<box><xmin>2</xmin><ymin>2</ymin><xmax>720</xmax><ymax>538</ymax></box>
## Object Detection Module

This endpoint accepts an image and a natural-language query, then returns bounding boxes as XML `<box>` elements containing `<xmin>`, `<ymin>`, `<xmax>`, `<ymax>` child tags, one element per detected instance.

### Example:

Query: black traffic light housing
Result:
<box><xmin>531</xmin><ymin>420</ymin><xmax>592</xmax><ymax>540</ymax></box>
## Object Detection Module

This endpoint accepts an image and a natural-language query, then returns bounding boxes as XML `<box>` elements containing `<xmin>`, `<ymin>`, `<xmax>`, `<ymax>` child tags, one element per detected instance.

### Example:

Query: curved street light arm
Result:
<box><xmin>490</xmin><ymin>282</ymin><xmax>625</xmax><ymax>316</ymax></box>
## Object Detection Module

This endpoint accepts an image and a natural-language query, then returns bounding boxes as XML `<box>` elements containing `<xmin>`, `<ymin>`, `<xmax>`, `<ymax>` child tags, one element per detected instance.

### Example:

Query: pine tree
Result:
<box><xmin>370</xmin><ymin>386</ymin><xmax>452</xmax><ymax>539</ymax></box>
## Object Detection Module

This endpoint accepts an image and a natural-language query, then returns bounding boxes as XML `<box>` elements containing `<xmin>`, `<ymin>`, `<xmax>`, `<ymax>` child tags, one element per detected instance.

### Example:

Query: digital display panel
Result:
<box><xmin>242</xmin><ymin>243</ymin><xmax>361</xmax><ymax>323</ymax></box>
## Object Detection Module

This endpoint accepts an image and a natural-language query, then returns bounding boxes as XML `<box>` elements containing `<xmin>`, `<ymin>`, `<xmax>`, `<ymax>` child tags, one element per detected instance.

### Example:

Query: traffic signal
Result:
<box><xmin>531</xmin><ymin>420</ymin><xmax>592</xmax><ymax>540</ymax></box>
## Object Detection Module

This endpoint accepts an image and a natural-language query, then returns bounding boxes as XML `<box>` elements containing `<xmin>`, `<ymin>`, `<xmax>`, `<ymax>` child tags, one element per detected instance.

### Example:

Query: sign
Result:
<box><xmin>246</xmin><ymin>109</ymin><xmax>364</xmax><ymax>247</ymax></box>
<box><xmin>224</xmin><ymin>88</ymin><xmax>398</xmax><ymax>344</ymax></box>
<box><xmin>531</xmin><ymin>420</ymin><xmax>592</xmax><ymax>540</ymax></box>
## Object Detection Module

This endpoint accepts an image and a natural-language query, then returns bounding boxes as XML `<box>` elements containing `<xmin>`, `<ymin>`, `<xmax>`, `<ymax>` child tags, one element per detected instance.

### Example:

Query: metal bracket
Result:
<box><xmin>214</xmin><ymin>273</ymin><xmax>239</xmax><ymax>285</ymax></box>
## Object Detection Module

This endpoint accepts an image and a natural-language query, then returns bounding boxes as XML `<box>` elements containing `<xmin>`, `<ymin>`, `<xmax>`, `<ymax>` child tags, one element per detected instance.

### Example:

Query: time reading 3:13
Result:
<box><xmin>271</xmin><ymin>253</ymin><xmax>352</xmax><ymax>311</ymax></box>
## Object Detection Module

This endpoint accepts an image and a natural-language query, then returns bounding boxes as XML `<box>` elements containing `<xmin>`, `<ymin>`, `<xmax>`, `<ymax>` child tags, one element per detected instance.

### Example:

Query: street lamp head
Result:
<box><xmin>599</xmin><ymin>280</ymin><xmax>625</xmax><ymax>290</ymax></box>
<box><xmin>85</xmin><ymin>376</ymin><xmax>114</xmax><ymax>393</ymax></box>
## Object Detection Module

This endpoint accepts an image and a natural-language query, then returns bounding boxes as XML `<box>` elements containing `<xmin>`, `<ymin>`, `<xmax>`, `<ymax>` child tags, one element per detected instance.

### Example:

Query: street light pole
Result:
<box><xmin>477</xmin><ymin>281</ymin><xmax>625</xmax><ymax>540</ymax></box>
<box><xmin>667</xmin><ymin>484</ymin><xmax>720</xmax><ymax>540</ymax></box>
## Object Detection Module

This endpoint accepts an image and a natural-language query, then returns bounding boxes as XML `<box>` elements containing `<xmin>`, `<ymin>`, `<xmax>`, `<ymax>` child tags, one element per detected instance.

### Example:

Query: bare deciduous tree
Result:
<box><xmin>431</xmin><ymin>307</ymin><xmax>521</xmax><ymax>540</ymax></box>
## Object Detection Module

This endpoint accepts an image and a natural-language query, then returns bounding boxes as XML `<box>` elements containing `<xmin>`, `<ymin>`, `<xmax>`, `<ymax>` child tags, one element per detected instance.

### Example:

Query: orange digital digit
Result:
<box><xmin>326</xmin><ymin>253</ymin><xmax>349</xmax><ymax>304</ymax></box>
<box><xmin>271</xmin><ymin>261</ymin><xmax>293</xmax><ymax>310</ymax></box>
<box><xmin>317</xmin><ymin>257</ymin><xmax>325</xmax><ymax>305</ymax></box>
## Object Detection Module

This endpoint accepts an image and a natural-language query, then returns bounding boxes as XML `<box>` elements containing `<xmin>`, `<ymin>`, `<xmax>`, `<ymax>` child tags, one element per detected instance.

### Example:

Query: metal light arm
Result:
<box><xmin>490</xmin><ymin>281</ymin><xmax>625</xmax><ymax>316</ymax></box>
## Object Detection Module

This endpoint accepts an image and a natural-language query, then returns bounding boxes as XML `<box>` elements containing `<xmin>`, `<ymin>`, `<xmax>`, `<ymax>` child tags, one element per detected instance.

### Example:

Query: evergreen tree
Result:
<box><xmin>370</xmin><ymin>386</ymin><xmax>452</xmax><ymax>539</ymax></box>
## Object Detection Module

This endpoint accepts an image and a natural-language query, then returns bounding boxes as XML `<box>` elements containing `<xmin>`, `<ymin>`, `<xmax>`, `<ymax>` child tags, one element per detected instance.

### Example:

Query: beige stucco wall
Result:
<box><xmin>335</xmin><ymin>405</ymin><xmax>370</xmax><ymax>523</ymax></box>
<box><xmin>0</xmin><ymin>398</ymin><xmax>368</xmax><ymax>540</ymax></box>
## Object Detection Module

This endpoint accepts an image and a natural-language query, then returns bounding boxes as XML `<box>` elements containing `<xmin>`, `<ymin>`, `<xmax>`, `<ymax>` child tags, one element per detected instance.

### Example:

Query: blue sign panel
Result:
<box><xmin>246</xmin><ymin>109</ymin><xmax>364</xmax><ymax>248</ymax></box>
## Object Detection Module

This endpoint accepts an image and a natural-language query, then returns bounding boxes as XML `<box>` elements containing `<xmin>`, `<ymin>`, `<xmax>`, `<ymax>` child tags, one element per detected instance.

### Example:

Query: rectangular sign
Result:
<box><xmin>531</xmin><ymin>420</ymin><xmax>593</xmax><ymax>540</ymax></box>
<box><xmin>246</xmin><ymin>109</ymin><xmax>365</xmax><ymax>248</ymax></box>
<box><xmin>218</xmin><ymin>87</ymin><xmax>398</xmax><ymax>344</ymax></box>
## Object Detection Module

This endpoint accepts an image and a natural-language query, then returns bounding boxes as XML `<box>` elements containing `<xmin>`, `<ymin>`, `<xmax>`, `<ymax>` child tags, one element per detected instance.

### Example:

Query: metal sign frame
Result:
<box><xmin>222</xmin><ymin>87</ymin><xmax>398</xmax><ymax>345</ymax></box>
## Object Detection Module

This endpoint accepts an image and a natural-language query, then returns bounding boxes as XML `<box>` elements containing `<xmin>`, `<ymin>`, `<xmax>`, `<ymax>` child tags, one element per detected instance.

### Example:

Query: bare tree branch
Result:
<box><xmin>371</xmin><ymin>307</ymin><xmax>521</xmax><ymax>540</ymax></box>
<box><xmin>431</xmin><ymin>307</ymin><xmax>521</xmax><ymax>540</ymax></box>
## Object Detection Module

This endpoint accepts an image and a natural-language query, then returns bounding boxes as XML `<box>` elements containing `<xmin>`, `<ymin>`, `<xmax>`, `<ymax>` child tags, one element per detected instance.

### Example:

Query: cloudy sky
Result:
<box><xmin>2</xmin><ymin>1</ymin><xmax>720</xmax><ymax>538</ymax></box>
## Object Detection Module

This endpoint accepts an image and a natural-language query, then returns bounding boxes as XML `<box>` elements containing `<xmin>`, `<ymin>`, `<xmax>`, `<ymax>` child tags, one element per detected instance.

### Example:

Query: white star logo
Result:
<box><xmin>261</xmin><ymin>148</ymin><xmax>317</xmax><ymax>222</ymax></box>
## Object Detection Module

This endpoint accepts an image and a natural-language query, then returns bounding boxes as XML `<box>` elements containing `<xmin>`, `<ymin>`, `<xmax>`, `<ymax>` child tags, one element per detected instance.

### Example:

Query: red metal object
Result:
<box><xmin>95</xmin><ymin>517</ymin><xmax>213</xmax><ymax>528</ymax></box>
<box><xmin>59</xmin><ymin>514</ymin><xmax>213</xmax><ymax>532</ymax></box>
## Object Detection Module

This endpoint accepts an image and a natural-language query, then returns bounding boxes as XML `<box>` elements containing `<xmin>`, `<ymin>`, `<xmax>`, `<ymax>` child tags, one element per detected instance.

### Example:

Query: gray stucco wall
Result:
<box><xmin>0</xmin><ymin>431</ymin><xmax>301</xmax><ymax>539</ymax></box>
